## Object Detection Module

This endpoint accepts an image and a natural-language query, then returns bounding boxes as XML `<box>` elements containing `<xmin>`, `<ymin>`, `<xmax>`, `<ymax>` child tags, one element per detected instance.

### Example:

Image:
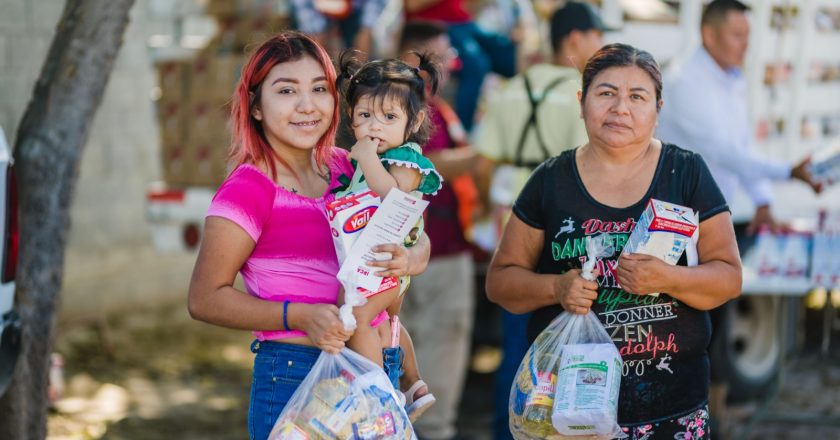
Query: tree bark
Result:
<box><xmin>0</xmin><ymin>0</ymin><xmax>136</xmax><ymax>437</ymax></box>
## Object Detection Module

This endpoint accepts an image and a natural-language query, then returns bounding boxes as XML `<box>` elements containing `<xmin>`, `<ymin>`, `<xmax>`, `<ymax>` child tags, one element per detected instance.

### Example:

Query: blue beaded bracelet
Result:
<box><xmin>283</xmin><ymin>301</ymin><xmax>290</xmax><ymax>331</ymax></box>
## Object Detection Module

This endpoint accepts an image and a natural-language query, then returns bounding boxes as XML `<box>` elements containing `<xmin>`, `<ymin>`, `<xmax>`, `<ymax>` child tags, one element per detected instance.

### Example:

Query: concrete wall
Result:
<box><xmin>0</xmin><ymin>0</ymin><xmax>199</xmax><ymax>319</ymax></box>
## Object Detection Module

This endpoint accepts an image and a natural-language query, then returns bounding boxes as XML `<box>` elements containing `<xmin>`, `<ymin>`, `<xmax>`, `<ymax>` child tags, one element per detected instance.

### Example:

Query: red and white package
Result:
<box><xmin>326</xmin><ymin>190</ymin><xmax>398</xmax><ymax>298</ymax></box>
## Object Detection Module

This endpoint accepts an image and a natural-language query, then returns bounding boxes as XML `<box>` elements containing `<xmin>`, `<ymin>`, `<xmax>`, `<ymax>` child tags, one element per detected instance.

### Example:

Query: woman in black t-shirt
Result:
<box><xmin>485</xmin><ymin>43</ymin><xmax>742</xmax><ymax>439</ymax></box>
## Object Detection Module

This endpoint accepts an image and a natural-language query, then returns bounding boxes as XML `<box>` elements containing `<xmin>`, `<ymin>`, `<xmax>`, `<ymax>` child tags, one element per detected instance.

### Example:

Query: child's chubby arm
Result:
<box><xmin>351</xmin><ymin>136</ymin><xmax>421</xmax><ymax>198</ymax></box>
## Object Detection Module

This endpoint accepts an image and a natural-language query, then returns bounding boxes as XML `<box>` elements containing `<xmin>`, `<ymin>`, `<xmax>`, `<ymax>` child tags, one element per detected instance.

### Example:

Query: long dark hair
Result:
<box><xmin>336</xmin><ymin>51</ymin><xmax>442</xmax><ymax>145</ymax></box>
<box><xmin>581</xmin><ymin>43</ymin><xmax>662</xmax><ymax>111</ymax></box>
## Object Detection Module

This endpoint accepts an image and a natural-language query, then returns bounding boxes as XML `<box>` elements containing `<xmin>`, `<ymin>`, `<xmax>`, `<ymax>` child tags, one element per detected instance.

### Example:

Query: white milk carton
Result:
<box><xmin>746</xmin><ymin>228</ymin><xmax>783</xmax><ymax>281</ymax></box>
<box><xmin>780</xmin><ymin>232</ymin><xmax>811</xmax><ymax>282</ymax></box>
<box><xmin>326</xmin><ymin>190</ymin><xmax>399</xmax><ymax>297</ymax></box>
<box><xmin>621</xmin><ymin>199</ymin><xmax>698</xmax><ymax>297</ymax></box>
<box><xmin>811</xmin><ymin>230</ymin><xmax>833</xmax><ymax>287</ymax></box>
<box><xmin>622</xmin><ymin>199</ymin><xmax>699</xmax><ymax>265</ymax></box>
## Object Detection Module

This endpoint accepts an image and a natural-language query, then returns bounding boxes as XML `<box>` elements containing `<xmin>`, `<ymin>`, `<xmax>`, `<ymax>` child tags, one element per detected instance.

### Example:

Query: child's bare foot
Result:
<box><xmin>404</xmin><ymin>380</ymin><xmax>436</xmax><ymax>422</ymax></box>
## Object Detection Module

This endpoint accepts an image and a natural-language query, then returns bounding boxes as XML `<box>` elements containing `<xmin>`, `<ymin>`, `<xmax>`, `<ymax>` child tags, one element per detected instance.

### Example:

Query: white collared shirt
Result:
<box><xmin>657</xmin><ymin>47</ymin><xmax>790</xmax><ymax>207</ymax></box>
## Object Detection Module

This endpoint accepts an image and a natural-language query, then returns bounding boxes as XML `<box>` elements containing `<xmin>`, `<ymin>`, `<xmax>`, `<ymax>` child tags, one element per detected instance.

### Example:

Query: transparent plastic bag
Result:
<box><xmin>509</xmin><ymin>312</ymin><xmax>624</xmax><ymax>440</ymax></box>
<box><xmin>269</xmin><ymin>348</ymin><xmax>417</xmax><ymax>440</ymax></box>
<box><xmin>509</xmin><ymin>234</ymin><xmax>625</xmax><ymax>439</ymax></box>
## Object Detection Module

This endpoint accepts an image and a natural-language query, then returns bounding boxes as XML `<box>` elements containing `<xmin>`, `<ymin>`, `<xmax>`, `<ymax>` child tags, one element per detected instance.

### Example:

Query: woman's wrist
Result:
<box><xmin>285</xmin><ymin>302</ymin><xmax>307</xmax><ymax>332</ymax></box>
<box><xmin>282</xmin><ymin>301</ymin><xmax>291</xmax><ymax>331</ymax></box>
<box><xmin>407</xmin><ymin>236</ymin><xmax>430</xmax><ymax>275</ymax></box>
<box><xmin>404</xmin><ymin>244</ymin><xmax>418</xmax><ymax>275</ymax></box>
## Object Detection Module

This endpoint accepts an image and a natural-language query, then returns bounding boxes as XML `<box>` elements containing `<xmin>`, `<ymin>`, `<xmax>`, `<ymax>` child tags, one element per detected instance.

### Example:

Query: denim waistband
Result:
<box><xmin>250</xmin><ymin>339</ymin><xmax>321</xmax><ymax>357</ymax></box>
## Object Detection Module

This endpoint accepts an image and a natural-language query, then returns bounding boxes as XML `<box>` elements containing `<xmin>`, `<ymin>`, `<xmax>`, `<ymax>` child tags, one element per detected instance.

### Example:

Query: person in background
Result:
<box><xmin>186</xmin><ymin>32</ymin><xmax>431</xmax><ymax>440</ymax></box>
<box><xmin>487</xmin><ymin>43</ymin><xmax>742</xmax><ymax>439</ymax></box>
<box><xmin>397</xmin><ymin>20</ymin><xmax>480</xmax><ymax>440</ymax></box>
<box><xmin>471</xmin><ymin>3</ymin><xmax>606</xmax><ymax>438</ymax></box>
<box><xmin>657</xmin><ymin>0</ymin><xmax>821</xmax><ymax>235</ymax></box>
<box><xmin>404</xmin><ymin>0</ymin><xmax>517</xmax><ymax>132</ymax></box>
<box><xmin>655</xmin><ymin>0</ymin><xmax>821</xmax><ymax>430</ymax></box>
<box><xmin>289</xmin><ymin>0</ymin><xmax>387</xmax><ymax>54</ymax></box>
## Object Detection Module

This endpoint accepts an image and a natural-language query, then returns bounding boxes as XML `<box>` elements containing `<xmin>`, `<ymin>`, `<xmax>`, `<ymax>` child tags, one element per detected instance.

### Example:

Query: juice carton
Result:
<box><xmin>326</xmin><ymin>190</ymin><xmax>398</xmax><ymax>297</ymax></box>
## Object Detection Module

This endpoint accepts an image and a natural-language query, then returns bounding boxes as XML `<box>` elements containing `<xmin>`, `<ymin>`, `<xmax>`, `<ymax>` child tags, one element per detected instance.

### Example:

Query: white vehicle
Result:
<box><xmin>0</xmin><ymin>126</ymin><xmax>20</xmax><ymax>397</ymax></box>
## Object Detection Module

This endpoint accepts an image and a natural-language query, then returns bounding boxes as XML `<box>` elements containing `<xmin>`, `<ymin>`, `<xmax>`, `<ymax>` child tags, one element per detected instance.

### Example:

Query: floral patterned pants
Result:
<box><xmin>619</xmin><ymin>405</ymin><xmax>710</xmax><ymax>440</ymax></box>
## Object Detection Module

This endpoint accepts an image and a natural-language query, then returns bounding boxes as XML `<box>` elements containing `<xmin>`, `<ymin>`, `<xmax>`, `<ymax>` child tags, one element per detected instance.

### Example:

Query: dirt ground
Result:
<box><xmin>47</xmin><ymin>300</ymin><xmax>840</xmax><ymax>440</ymax></box>
<box><xmin>48</xmin><ymin>302</ymin><xmax>253</xmax><ymax>440</ymax></box>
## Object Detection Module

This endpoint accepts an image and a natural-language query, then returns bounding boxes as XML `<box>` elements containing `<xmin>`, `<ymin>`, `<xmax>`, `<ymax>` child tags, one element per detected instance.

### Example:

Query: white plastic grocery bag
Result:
<box><xmin>268</xmin><ymin>348</ymin><xmax>417</xmax><ymax>440</ymax></box>
<box><xmin>509</xmin><ymin>234</ymin><xmax>625</xmax><ymax>440</ymax></box>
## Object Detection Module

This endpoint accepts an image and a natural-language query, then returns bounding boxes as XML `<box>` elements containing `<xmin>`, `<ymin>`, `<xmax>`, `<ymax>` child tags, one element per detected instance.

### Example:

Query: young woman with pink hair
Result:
<box><xmin>187</xmin><ymin>31</ymin><xmax>430</xmax><ymax>440</ymax></box>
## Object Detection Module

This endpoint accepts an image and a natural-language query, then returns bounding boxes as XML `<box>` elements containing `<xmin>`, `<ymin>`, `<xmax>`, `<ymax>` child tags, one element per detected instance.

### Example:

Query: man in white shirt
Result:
<box><xmin>657</xmin><ymin>0</ymin><xmax>820</xmax><ymax>234</ymax></box>
<box><xmin>656</xmin><ymin>0</ymin><xmax>821</xmax><ymax>432</ymax></box>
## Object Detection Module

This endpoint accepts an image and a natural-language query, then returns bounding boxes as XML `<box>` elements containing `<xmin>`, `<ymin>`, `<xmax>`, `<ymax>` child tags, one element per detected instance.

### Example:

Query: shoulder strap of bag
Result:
<box><xmin>513</xmin><ymin>73</ymin><xmax>569</xmax><ymax>168</ymax></box>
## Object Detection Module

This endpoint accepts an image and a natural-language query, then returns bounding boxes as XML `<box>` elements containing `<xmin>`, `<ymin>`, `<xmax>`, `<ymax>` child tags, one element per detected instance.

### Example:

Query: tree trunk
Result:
<box><xmin>0</xmin><ymin>0</ymin><xmax>136</xmax><ymax>437</ymax></box>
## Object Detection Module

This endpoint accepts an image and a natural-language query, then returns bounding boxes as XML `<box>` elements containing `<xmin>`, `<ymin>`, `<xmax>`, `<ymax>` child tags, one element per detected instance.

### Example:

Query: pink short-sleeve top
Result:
<box><xmin>206</xmin><ymin>147</ymin><xmax>387</xmax><ymax>341</ymax></box>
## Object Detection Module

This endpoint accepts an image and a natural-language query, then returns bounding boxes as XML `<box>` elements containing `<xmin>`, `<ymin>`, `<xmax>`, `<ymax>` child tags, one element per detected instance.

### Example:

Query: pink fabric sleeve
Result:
<box><xmin>206</xmin><ymin>166</ymin><xmax>276</xmax><ymax>242</ymax></box>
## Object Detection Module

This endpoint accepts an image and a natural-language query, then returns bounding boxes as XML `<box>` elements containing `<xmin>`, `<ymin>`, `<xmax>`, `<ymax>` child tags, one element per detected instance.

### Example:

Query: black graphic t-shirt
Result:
<box><xmin>513</xmin><ymin>144</ymin><xmax>729</xmax><ymax>425</ymax></box>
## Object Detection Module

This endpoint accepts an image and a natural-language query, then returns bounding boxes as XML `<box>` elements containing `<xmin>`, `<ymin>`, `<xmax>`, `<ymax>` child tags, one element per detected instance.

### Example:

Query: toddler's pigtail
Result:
<box><xmin>336</xmin><ymin>50</ymin><xmax>365</xmax><ymax>95</ymax></box>
<box><xmin>411</xmin><ymin>51</ymin><xmax>443</xmax><ymax>97</ymax></box>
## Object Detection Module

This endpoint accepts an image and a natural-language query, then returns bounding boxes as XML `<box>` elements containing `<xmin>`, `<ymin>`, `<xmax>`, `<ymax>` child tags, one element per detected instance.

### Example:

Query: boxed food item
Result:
<box><xmin>327</xmin><ymin>191</ymin><xmax>379</xmax><ymax>265</ymax></box>
<box><xmin>337</xmin><ymin>189</ymin><xmax>429</xmax><ymax>293</ymax></box>
<box><xmin>622</xmin><ymin>199</ymin><xmax>698</xmax><ymax>266</ymax></box>
<box><xmin>743</xmin><ymin>227</ymin><xmax>783</xmax><ymax>281</ymax></box>
<box><xmin>779</xmin><ymin>232</ymin><xmax>811</xmax><ymax>281</ymax></box>
<box><xmin>326</xmin><ymin>191</ymin><xmax>399</xmax><ymax>297</ymax></box>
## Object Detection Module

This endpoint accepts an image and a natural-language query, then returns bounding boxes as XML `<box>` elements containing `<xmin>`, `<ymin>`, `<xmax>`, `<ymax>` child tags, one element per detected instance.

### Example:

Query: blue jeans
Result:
<box><xmin>448</xmin><ymin>22</ymin><xmax>517</xmax><ymax>132</ymax></box>
<box><xmin>494</xmin><ymin>310</ymin><xmax>532</xmax><ymax>440</ymax></box>
<box><xmin>248</xmin><ymin>340</ymin><xmax>320</xmax><ymax>440</ymax></box>
<box><xmin>383</xmin><ymin>346</ymin><xmax>404</xmax><ymax>391</ymax></box>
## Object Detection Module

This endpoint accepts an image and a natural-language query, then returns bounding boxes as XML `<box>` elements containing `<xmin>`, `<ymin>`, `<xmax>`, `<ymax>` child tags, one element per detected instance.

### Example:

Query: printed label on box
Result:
<box><xmin>338</xmin><ymin>189</ymin><xmax>429</xmax><ymax>292</ymax></box>
<box><xmin>326</xmin><ymin>190</ymin><xmax>400</xmax><ymax>297</ymax></box>
<box><xmin>327</xmin><ymin>191</ymin><xmax>380</xmax><ymax>266</ymax></box>
<box><xmin>622</xmin><ymin>199</ymin><xmax>699</xmax><ymax>296</ymax></box>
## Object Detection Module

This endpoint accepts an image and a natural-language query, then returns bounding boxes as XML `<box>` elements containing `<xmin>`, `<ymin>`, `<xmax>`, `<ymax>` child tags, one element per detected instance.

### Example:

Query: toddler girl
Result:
<box><xmin>335</xmin><ymin>51</ymin><xmax>443</xmax><ymax>421</ymax></box>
